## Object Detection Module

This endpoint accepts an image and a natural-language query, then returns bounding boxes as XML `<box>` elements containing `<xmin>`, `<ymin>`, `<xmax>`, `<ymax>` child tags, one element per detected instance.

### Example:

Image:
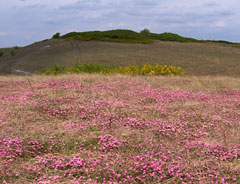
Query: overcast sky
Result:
<box><xmin>1</xmin><ymin>0</ymin><xmax>240</xmax><ymax>47</ymax></box>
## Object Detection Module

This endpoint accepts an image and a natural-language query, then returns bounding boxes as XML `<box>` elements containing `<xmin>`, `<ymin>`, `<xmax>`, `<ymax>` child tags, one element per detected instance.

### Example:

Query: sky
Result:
<box><xmin>1</xmin><ymin>0</ymin><xmax>240</xmax><ymax>47</ymax></box>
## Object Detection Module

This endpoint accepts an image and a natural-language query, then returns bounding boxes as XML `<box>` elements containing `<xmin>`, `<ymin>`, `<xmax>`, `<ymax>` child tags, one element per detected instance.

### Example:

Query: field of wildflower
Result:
<box><xmin>0</xmin><ymin>74</ymin><xmax>240</xmax><ymax>183</ymax></box>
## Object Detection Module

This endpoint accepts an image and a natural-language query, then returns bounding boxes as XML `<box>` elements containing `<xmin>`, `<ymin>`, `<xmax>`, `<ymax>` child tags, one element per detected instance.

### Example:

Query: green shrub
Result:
<box><xmin>0</xmin><ymin>51</ymin><xmax>4</xmax><ymax>57</ymax></box>
<box><xmin>42</xmin><ymin>63</ymin><xmax>185</xmax><ymax>76</ymax></box>
<box><xmin>52</xmin><ymin>32</ymin><xmax>61</xmax><ymax>39</ymax></box>
<box><xmin>43</xmin><ymin>64</ymin><xmax>66</xmax><ymax>75</ymax></box>
<box><xmin>140</xmin><ymin>28</ymin><xmax>150</xmax><ymax>34</ymax></box>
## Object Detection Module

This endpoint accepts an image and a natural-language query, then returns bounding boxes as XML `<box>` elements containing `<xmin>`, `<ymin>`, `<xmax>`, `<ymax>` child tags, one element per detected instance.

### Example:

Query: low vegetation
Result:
<box><xmin>10</xmin><ymin>50</ymin><xmax>15</xmax><ymax>56</ymax></box>
<box><xmin>0</xmin><ymin>47</ymin><xmax>19</xmax><ymax>59</ymax></box>
<box><xmin>52</xmin><ymin>32</ymin><xmax>60</xmax><ymax>39</ymax></box>
<box><xmin>9</xmin><ymin>46</ymin><xmax>19</xmax><ymax>57</ymax></box>
<box><xmin>0</xmin><ymin>74</ymin><xmax>239</xmax><ymax>183</ymax></box>
<box><xmin>60</xmin><ymin>30</ymin><xmax>153</xmax><ymax>44</ymax></box>
<box><xmin>54</xmin><ymin>29</ymin><xmax>239</xmax><ymax>45</ymax></box>
<box><xmin>146</xmin><ymin>32</ymin><xmax>199</xmax><ymax>42</ymax></box>
<box><xmin>0</xmin><ymin>51</ymin><xmax>4</xmax><ymax>57</ymax></box>
<box><xmin>42</xmin><ymin>63</ymin><xmax>185</xmax><ymax>76</ymax></box>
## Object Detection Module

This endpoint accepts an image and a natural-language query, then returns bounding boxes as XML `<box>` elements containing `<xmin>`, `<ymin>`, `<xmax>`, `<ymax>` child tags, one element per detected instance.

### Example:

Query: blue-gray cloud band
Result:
<box><xmin>0</xmin><ymin>0</ymin><xmax>239</xmax><ymax>47</ymax></box>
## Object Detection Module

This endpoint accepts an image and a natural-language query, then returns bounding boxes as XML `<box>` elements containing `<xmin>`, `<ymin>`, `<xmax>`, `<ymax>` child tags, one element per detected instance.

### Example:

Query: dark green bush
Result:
<box><xmin>140</xmin><ymin>28</ymin><xmax>150</xmax><ymax>34</ymax></box>
<box><xmin>0</xmin><ymin>51</ymin><xmax>4</xmax><ymax>57</ymax></box>
<box><xmin>52</xmin><ymin>32</ymin><xmax>61</xmax><ymax>39</ymax></box>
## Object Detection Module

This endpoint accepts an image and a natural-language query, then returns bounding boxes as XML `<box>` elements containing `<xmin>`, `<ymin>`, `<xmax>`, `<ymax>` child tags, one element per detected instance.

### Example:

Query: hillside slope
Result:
<box><xmin>0</xmin><ymin>39</ymin><xmax>240</xmax><ymax>76</ymax></box>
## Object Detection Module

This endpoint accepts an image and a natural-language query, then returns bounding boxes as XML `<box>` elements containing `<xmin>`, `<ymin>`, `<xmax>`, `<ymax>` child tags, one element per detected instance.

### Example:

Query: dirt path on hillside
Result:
<box><xmin>11</xmin><ymin>60</ymin><xmax>32</xmax><ymax>75</ymax></box>
<box><xmin>0</xmin><ymin>57</ymin><xmax>32</xmax><ymax>75</ymax></box>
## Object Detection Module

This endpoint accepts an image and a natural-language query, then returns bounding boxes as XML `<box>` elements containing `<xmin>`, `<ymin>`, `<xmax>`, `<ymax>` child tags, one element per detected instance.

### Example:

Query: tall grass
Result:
<box><xmin>42</xmin><ymin>63</ymin><xmax>185</xmax><ymax>76</ymax></box>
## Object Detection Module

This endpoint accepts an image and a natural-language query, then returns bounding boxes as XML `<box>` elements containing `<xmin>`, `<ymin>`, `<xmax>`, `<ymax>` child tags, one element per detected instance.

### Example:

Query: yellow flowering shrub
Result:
<box><xmin>42</xmin><ymin>64</ymin><xmax>185</xmax><ymax>76</ymax></box>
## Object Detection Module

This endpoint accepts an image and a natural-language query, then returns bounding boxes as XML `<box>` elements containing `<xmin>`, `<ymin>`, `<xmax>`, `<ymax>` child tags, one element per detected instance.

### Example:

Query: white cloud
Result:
<box><xmin>0</xmin><ymin>32</ymin><xmax>9</xmax><ymax>36</ymax></box>
<box><xmin>214</xmin><ymin>21</ymin><xmax>225</xmax><ymax>27</ymax></box>
<box><xmin>4</xmin><ymin>0</ymin><xmax>80</xmax><ymax>7</ymax></box>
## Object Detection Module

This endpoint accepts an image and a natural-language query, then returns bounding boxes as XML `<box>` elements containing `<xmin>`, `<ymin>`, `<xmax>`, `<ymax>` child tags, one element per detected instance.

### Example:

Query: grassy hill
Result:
<box><xmin>0</xmin><ymin>29</ymin><xmax>240</xmax><ymax>76</ymax></box>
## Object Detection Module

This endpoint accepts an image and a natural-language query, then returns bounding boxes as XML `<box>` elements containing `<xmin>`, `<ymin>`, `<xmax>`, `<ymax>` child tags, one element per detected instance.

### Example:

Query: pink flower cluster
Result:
<box><xmin>0</xmin><ymin>137</ymin><xmax>51</xmax><ymax>161</ymax></box>
<box><xmin>98</xmin><ymin>134</ymin><xmax>122</xmax><ymax>151</ymax></box>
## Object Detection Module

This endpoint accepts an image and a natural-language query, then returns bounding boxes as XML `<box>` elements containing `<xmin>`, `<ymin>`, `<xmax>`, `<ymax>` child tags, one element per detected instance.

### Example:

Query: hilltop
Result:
<box><xmin>58</xmin><ymin>29</ymin><xmax>238</xmax><ymax>44</ymax></box>
<box><xmin>0</xmin><ymin>29</ymin><xmax>240</xmax><ymax>76</ymax></box>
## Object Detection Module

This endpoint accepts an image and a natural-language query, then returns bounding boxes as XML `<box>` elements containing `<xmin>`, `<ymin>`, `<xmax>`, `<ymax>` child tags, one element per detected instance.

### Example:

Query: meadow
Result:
<box><xmin>0</xmin><ymin>74</ymin><xmax>240</xmax><ymax>183</ymax></box>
